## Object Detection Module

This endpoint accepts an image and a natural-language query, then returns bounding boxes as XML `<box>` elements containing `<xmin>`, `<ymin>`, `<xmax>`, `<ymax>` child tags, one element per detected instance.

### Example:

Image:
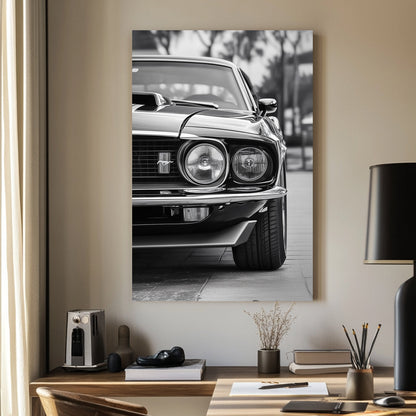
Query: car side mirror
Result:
<box><xmin>258</xmin><ymin>98</ymin><xmax>278</xmax><ymax>116</ymax></box>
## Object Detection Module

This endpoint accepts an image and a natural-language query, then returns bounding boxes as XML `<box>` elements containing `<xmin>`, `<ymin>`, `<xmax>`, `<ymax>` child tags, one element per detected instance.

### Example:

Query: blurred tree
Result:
<box><xmin>298</xmin><ymin>74</ymin><xmax>313</xmax><ymax>115</ymax></box>
<box><xmin>270</xmin><ymin>31</ymin><xmax>287</xmax><ymax>135</ymax></box>
<box><xmin>132</xmin><ymin>30</ymin><xmax>157</xmax><ymax>52</ymax></box>
<box><xmin>219</xmin><ymin>30</ymin><xmax>265</xmax><ymax>64</ymax></box>
<box><xmin>285</xmin><ymin>73</ymin><xmax>313</xmax><ymax>115</ymax></box>
<box><xmin>287</xmin><ymin>31</ymin><xmax>302</xmax><ymax>135</ymax></box>
<box><xmin>258</xmin><ymin>31</ymin><xmax>312</xmax><ymax>139</ymax></box>
<box><xmin>195</xmin><ymin>30</ymin><xmax>222</xmax><ymax>56</ymax></box>
<box><xmin>150</xmin><ymin>30</ymin><xmax>182</xmax><ymax>54</ymax></box>
<box><xmin>257</xmin><ymin>55</ymin><xmax>283</xmax><ymax>106</ymax></box>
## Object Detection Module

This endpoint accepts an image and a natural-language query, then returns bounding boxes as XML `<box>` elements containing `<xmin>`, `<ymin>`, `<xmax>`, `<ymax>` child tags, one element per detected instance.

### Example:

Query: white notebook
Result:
<box><xmin>230</xmin><ymin>382</ymin><xmax>328</xmax><ymax>396</ymax></box>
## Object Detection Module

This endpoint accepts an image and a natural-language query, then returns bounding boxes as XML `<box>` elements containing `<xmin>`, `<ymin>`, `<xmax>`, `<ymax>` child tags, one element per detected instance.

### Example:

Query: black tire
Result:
<box><xmin>232</xmin><ymin>197</ymin><xmax>286</xmax><ymax>271</ymax></box>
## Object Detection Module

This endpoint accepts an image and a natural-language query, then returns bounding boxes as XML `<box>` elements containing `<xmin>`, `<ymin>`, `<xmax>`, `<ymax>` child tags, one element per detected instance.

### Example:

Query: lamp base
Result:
<box><xmin>394</xmin><ymin>390</ymin><xmax>416</xmax><ymax>399</ymax></box>
<box><xmin>395</xmin><ymin>272</ymin><xmax>416</xmax><ymax>391</ymax></box>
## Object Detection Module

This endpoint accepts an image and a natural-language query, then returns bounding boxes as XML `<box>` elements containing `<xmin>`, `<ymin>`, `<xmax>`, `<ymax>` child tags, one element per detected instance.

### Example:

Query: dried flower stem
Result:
<box><xmin>245</xmin><ymin>302</ymin><xmax>296</xmax><ymax>350</ymax></box>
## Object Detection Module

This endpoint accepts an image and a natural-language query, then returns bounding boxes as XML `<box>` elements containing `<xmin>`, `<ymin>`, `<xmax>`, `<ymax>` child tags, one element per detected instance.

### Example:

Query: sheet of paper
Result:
<box><xmin>230</xmin><ymin>382</ymin><xmax>329</xmax><ymax>396</ymax></box>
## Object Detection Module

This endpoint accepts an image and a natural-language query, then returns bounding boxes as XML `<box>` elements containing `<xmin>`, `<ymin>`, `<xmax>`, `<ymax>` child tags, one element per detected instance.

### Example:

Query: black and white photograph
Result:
<box><xmin>131</xmin><ymin>30</ymin><xmax>313</xmax><ymax>301</ymax></box>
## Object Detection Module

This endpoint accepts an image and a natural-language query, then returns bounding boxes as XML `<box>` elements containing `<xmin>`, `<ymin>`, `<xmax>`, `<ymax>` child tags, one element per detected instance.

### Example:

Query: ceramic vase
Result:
<box><xmin>257</xmin><ymin>349</ymin><xmax>280</xmax><ymax>374</ymax></box>
<box><xmin>115</xmin><ymin>325</ymin><xmax>135</xmax><ymax>369</ymax></box>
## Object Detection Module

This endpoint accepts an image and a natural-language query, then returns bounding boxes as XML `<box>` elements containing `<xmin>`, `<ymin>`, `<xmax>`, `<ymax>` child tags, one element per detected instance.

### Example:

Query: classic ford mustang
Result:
<box><xmin>132</xmin><ymin>55</ymin><xmax>287</xmax><ymax>270</ymax></box>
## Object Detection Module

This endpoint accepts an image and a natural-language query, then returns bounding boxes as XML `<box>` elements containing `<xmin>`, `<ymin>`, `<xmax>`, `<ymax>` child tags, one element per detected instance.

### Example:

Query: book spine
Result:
<box><xmin>293</xmin><ymin>350</ymin><xmax>351</xmax><ymax>365</ymax></box>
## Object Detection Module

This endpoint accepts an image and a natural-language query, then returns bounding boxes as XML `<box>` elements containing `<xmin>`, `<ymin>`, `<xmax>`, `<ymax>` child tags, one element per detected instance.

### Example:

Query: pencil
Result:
<box><xmin>365</xmin><ymin>324</ymin><xmax>382</xmax><ymax>368</ymax></box>
<box><xmin>343</xmin><ymin>325</ymin><xmax>356</xmax><ymax>354</ymax></box>
<box><xmin>360</xmin><ymin>323</ymin><xmax>365</xmax><ymax>365</ymax></box>
<box><xmin>352</xmin><ymin>329</ymin><xmax>362</xmax><ymax>368</ymax></box>
<box><xmin>362</xmin><ymin>323</ymin><xmax>368</xmax><ymax>367</ymax></box>
<box><xmin>342</xmin><ymin>325</ymin><xmax>360</xmax><ymax>368</ymax></box>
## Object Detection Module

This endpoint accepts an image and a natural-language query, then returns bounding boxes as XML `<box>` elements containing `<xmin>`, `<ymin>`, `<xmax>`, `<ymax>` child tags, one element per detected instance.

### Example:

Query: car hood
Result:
<box><xmin>132</xmin><ymin>105</ymin><xmax>201</xmax><ymax>136</ymax></box>
<box><xmin>132</xmin><ymin>105</ymin><xmax>274</xmax><ymax>139</ymax></box>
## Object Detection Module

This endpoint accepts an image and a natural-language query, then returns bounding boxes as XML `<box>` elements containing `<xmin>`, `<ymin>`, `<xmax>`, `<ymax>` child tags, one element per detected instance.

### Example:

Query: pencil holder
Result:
<box><xmin>345</xmin><ymin>368</ymin><xmax>374</xmax><ymax>400</ymax></box>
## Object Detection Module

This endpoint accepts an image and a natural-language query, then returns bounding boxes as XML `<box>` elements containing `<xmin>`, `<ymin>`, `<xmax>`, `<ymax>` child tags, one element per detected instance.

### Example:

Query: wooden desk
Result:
<box><xmin>207</xmin><ymin>369</ymin><xmax>416</xmax><ymax>416</ymax></box>
<box><xmin>30</xmin><ymin>366</ymin><xmax>261</xmax><ymax>416</ymax></box>
<box><xmin>30</xmin><ymin>367</ymin><xmax>415</xmax><ymax>416</ymax></box>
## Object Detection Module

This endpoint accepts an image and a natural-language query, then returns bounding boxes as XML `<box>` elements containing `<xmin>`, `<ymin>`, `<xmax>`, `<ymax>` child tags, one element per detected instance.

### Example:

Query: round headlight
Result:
<box><xmin>184</xmin><ymin>144</ymin><xmax>226</xmax><ymax>185</ymax></box>
<box><xmin>232</xmin><ymin>147</ymin><xmax>269</xmax><ymax>182</ymax></box>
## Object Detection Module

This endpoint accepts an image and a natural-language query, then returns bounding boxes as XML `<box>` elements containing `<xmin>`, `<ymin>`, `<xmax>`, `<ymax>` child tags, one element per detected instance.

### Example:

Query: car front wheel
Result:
<box><xmin>232</xmin><ymin>197</ymin><xmax>286</xmax><ymax>271</ymax></box>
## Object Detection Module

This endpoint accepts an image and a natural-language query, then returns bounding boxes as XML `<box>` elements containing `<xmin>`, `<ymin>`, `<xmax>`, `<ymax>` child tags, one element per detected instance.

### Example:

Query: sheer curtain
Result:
<box><xmin>0</xmin><ymin>0</ymin><xmax>46</xmax><ymax>415</ymax></box>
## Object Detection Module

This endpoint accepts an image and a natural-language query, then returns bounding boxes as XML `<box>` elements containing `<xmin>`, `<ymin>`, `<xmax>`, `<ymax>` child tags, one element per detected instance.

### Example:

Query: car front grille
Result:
<box><xmin>132</xmin><ymin>136</ymin><xmax>186</xmax><ymax>187</ymax></box>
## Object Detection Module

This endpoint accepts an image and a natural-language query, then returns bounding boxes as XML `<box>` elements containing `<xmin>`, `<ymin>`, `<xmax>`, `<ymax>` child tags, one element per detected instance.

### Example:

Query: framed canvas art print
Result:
<box><xmin>131</xmin><ymin>30</ymin><xmax>313</xmax><ymax>301</ymax></box>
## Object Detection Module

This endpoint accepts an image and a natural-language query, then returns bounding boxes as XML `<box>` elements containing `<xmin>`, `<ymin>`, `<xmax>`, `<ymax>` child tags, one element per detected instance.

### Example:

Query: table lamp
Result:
<box><xmin>365</xmin><ymin>163</ymin><xmax>416</xmax><ymax>392</ymax></box>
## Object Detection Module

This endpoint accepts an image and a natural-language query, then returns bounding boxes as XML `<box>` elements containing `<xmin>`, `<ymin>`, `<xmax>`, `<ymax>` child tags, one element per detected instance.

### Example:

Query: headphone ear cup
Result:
<box><xmin>108</xmin><ymin>353</ymin><xmax>122</xmax><ymax>372</ymax></box>
<box><xmin>170</xmin><ymin>346</ymin><xmax>185</xmax><ymax>365</ymax></box>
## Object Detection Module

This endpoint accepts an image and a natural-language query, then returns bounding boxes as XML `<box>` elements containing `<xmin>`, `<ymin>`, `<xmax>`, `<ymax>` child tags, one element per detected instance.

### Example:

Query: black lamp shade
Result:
<box><xmin>365</xmin><ymin>163</ymin><xmax>416</xmax><ymax>264</ymax></box>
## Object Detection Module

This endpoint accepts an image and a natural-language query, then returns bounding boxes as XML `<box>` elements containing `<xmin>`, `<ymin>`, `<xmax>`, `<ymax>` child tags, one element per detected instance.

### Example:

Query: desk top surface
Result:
<box><xmin>30</xmin><ymin>366</ymin><xmax>264</xmax><ymax>397</ymax></box>
<box><xmin>31</xmin><ymin>367</ymin><xmax>416</xmax><ymax>415</ymax></box>
<box><xmin>207</xmin><ymin>372</ymin><xmax>416</xmax><ymax>416</ymax></box>
<box><xmin>30</xmin><ymin>366</ymin><xmax>394</xmax><ymax>396</ymax></box>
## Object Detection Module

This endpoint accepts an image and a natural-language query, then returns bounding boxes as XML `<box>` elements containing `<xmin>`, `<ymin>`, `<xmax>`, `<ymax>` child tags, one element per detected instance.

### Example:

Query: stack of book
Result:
<box><xmin>288</xmin><ymin>350</ymin><xmax>352</xmax><ymax>375</ymax></box>
<box><xmin>125</xmin><ymin>359</ymin><xmax>206</xmax><ymax>381</ymax></box>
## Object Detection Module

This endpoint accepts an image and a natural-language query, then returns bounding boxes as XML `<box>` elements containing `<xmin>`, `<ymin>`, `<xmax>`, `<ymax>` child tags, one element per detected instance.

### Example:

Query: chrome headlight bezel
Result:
<box><xmin>178</xmin><ymin>140</ymin><xmax>229</xmax><ymax>187</ymax></box>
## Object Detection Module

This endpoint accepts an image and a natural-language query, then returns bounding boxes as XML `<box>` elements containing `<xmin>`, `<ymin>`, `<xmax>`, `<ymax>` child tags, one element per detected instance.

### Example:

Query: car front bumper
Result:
<box><xmin>132</xmin><ymin>183</ymin><xmax>287</xmax><ymax>207</ymax></box>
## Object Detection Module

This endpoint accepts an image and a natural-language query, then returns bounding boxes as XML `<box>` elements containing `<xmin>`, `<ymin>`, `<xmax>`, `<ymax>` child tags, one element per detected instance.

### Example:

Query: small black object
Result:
<box><xmin>107</xmin><ymin>353</ymin><xmax>122</xmax><ymax>372</ymax></box>
<box><xmin>281</xmin><ymin>401</ymin><xmax>367</xmax><ymax>414</ymax></box>
<box><xmin>373</xmin><ymin>395</ymin><xmax>405</xmax><ymax>408</ymax></box>
<box><xmin>137</xmin><ymin>346</ymin><xmax>185</xmax><ymax>367</ymax></box>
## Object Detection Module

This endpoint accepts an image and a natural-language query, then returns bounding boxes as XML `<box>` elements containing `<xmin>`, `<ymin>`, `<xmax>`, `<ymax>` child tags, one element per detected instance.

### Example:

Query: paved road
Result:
<box><xmin>132</xmin><ymin>169</ymin><xmax>313</xmax><ymax>302</ymax></box>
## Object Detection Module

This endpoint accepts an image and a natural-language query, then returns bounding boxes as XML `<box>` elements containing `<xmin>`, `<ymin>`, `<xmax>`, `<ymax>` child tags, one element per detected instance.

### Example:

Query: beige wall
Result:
<box><xmin>48</xmin><ymin>0</ymin><xmax>416</xmax><ymax>371</ymax></box>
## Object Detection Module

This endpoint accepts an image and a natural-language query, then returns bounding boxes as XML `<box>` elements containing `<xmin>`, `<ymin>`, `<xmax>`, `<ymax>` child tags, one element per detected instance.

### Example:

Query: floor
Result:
<box><xmin>132</xmin><ymin>148</ymin><xmax>313</xmax><ymax>302</ymax></box>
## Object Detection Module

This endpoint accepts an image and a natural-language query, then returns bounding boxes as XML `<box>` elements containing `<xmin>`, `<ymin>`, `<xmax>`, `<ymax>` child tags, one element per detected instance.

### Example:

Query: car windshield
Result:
<box><xmin>132</xmin><ymin>61</ymin><xmax>249</xmax><ymax>110</ymax></box>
